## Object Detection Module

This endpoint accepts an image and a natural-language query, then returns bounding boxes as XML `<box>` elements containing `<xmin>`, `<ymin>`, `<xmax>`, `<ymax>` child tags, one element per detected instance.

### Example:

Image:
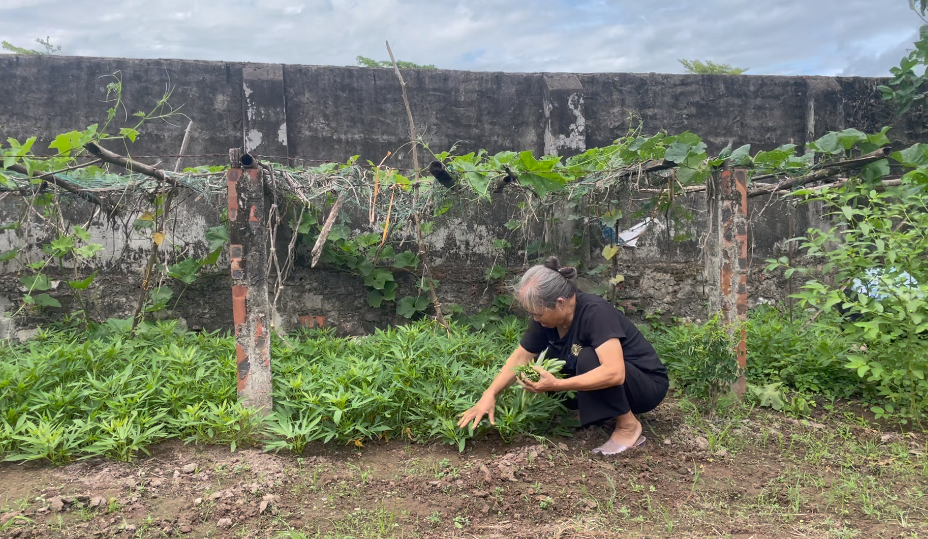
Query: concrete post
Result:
<box><xmin>227</xmin><ymin>149</ymin><xmax>273</xmax><ymax>412</ymax></box>
<box><xmin>706</xmin><ymin>167</ymin><xmax>749</xmax><ymax>395</ymax></box>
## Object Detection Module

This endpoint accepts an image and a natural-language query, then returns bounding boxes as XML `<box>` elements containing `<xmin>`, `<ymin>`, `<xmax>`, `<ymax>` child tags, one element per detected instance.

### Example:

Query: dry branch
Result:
<box><xmin>747</xmin><ymin>147</ymin><xmax>892</xmax><ymax>198</ymax></box>
<box><xmin>6</xmin><ymin>162</ymin><xmax>107</xmax><ymax>208</ymax></box>
<box><xmin>173</xmin><ymin>122</ymin><xmax>195</xmax><ymax>173</ymax></box>
<box><xmin>85</xmin><ymin>142</ymin><xmax>180</xmax><ymax>188</ymax></box>
<box><xmin>775</xmin><ymin>178</ymin><xmax>902</xmax><ymax>196</ymax></box>
<box><xmin>310</xmin><ymin>191</ymin><xmax>346</xmax><ymax>268</ymax></box>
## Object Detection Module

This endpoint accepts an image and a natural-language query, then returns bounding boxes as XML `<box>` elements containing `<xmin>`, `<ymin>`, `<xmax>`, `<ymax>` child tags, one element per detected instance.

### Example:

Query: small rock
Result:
<box><xmin>217</xmin><ymin>517</ymin><xmax>233</xmax><ymax>528</ymax></box>
<box><xmin>715</xmin><ymin>449</ymin><xmax>728</xmax><ymax>458</ymax></box>
<box><xmin>259</xmin><ymin>494</ymin><xmax>278</xmax><ymax>514</ymax></box>
<box><xmin>479</xmin><ymin>464</ymin><xmax>493</xmax><ymax>484</ymax></box>
<box><xmin>180</xmin><ymin>525</ymin><xmax>192</xmax><ymax>533</ymax></box>
<box><xmin>881</xmin><ymin>433</ymin><xmax>901</xmax><ymax>443</ymax></box>
<box><xmin>173</xmin><ymin>470</ymin><xmax>181</xmax><ymax>479</ymax></box>
<box><xmin>557</xmin><ymin>442</ymin><xmax>568</xmax><ymax>451</ymax></box>
<box><xmin>125</xmin><ymin>524</ymin><xmax>137</xmax><ymax>532</ymax></box>
<box><xmin>182</xmin><ymin>463</ymin><xmax>197</xmax><ymax>474</ymax></box>
<box><xmin>48</xmin><ymin>496</ymin><xmax>65</xmax><ymax>512</ymax></box>
<box><xmin>663</xmin><ymin>439</ymin><xmax>671</xmax><ymax>446</ymax></box>
<box><xmin>694</xmin><ymin>436</ymin><xmax>709</xmax><ymax>451</ymax></box>
<box><xmin>211</xmin><ymin>491</ymin><xmax>223</xmax><ymax>500</ymax></box>
<box><xmin>150</xmin><ymin>478</ymin><xmax>163</xmax><ymax>487</ymax></box>
<box><xmin>472</xmin><ymin>490</ymin><xmax>489</xmax><ymax>498</ymax></box>
<box><xmin>194</xmin><ymin>498</ymin><xmax>203</xmax><ymax>506</ymax></box>
<box><xmin>89</xmin><ymin>497</ymin><xmax>106</xmax><ymax>508</ymax></box>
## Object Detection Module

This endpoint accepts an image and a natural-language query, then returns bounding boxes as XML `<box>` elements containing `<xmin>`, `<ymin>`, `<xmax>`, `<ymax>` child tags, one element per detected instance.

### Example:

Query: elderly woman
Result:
<box><xmin>457</xmin><ymin>257</ymin><xmax>669</xmax><ymax>454</ymax></box>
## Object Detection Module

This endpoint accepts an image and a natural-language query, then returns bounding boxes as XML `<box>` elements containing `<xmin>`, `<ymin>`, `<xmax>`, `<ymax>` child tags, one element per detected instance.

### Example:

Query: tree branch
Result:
<box><xmin>310</xmin><ymin>191</ymin><xmax>345</xmax><ymax>268</ymax></box>
<box><xmin>7</xmin><ymin>161</ymin><xmax>107</xmax><ymax>208</ymax></box>
<box><xmin>386</xmin><ymin>40</ymin><xmax>446</xmax><ymax>327</ymax></box>
<box><xmin>747</xmin><ymin>147</ymin><xmax>892</xmax><ymax>198</ymax></box>
<box><xmin>84</xmin><ymin>142</ymin><xmax>181</xmax><ymax>188</ymax></box>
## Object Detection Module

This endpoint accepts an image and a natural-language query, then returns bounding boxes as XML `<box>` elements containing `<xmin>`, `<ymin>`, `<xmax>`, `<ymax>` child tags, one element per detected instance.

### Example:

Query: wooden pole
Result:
<box><xmin>385</xmin><ymin>40</ymin><xmax>446</xmax><ymax>327</ymax></box>
<box><xmin>227</xmin><ymin>149</ymin><xmax>273</xmax><ymax>413</ymax></box>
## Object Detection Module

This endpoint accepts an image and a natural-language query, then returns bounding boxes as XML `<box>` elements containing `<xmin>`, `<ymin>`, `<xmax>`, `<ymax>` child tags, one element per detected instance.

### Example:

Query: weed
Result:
<box><xmin>427</xmin><ymin>510</ymin><xmax>441</xmax><ymax>526</ymax></box>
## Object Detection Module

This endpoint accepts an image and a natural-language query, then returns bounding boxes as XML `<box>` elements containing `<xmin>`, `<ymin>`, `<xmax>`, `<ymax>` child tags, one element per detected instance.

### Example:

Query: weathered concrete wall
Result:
<box><xmin>2</xmin><ymin>55</ymin><xmax>923</xmax><ymax>164</ymax></box>
<box><xmin>0</xmin><ymin>54</ymin><xmax>922</xmax><ymax>335</ymax></box>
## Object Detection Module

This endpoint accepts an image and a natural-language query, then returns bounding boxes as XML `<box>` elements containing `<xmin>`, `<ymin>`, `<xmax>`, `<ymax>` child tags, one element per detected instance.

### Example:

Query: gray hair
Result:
<box><xmin>513</xmin><ymin>256</ymin><xmax>578</xmax><ymax>311</ymax></box>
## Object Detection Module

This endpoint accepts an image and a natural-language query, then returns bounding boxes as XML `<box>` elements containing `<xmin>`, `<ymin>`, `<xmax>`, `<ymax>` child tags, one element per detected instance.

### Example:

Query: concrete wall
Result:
<box><xmin>0</xmin><ymin>54</ymin><xmax>922</xmax><ymax>335</ymax></box>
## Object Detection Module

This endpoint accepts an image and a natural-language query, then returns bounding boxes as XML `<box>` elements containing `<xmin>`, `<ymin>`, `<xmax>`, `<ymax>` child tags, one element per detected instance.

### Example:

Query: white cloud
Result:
<box><xmin>0</xmin><ymin>0</ymin><xmax>920</xmax><ymax>76</ymax></box>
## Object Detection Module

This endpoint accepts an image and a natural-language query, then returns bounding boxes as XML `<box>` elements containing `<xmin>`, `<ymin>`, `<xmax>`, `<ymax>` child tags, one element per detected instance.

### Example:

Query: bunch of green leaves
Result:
<box><xmin>262</xmin><ymin>410</ymin><xmax>323</xmax><ymax>454</ymax></box>
<box><xmin>11</xmin><ymin>224</ymin><xmax>104</xmax><ymax>312</ymax></box>
<box><xmin>514</xmin><ymin>351</ymin><xmax>566</xmax><ymax>384</ymax></box>
<box><xmin>678</xmin><ymin>59</ymin><xmax>748</xmax><ymax>75</ymax></box>
<box><xmin>495</xmin><ymin>350</ymin><xmax>574</xmax><ymax>443</ymax></box>
<box><xmin>290</xmin><ymin>201</ymin><xmax>434</xmax><ymax>318</ymax></box>
<box><xmin>880</xmin><ymin>23</ymin><xmax>928</xmax><ymax>116</ymax></box>
<box><xmin>175</xmin><ymin>400</ymin><xmax>266</xmax><ymax>452</ymax></box>
<box><xmin>645</xmin><ymin>313</ymin><xmax>744</xmax><ymax>406</ymax></box>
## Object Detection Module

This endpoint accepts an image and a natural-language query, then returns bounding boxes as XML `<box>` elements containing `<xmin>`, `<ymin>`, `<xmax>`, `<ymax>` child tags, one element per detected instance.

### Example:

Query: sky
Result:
<box><xmin>0</xmin><ymin>0</ymin><xmax>921</xmax><ymax>77</ymax></box>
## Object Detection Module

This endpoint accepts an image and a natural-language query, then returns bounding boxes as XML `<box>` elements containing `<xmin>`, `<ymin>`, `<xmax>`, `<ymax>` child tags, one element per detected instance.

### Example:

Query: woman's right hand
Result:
<box><xmin>457</xmin><ymin>393</ymin><xmax>497</xmax><ymax>431</ymax></box>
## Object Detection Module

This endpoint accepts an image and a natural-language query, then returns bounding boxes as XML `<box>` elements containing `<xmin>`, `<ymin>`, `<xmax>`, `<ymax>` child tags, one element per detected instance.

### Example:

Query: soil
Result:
<box><xmin>1</xmin><ymin>399</ymin><xmax>925</xmax><ymax>539</ymax></box>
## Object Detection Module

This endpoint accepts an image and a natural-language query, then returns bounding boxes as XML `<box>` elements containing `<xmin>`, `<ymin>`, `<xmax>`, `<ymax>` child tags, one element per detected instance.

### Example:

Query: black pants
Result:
<box><xmin>552</xmin><ymin>346</ymin><xmax>669</xmax><ymax>427</ymax></box>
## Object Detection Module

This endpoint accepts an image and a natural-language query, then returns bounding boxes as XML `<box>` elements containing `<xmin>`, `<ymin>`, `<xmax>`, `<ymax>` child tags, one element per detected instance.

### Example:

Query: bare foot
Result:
<box><xmin>592</xmin><ymin>413</ymin><xmax>645</xmax><ymax>455</ymax></box>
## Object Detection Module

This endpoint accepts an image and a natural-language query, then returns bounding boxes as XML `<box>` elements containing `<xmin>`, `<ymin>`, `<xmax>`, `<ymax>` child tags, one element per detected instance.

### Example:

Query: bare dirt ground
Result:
<box><xmin>2</xmin><ymin>399</ymin><xmax>925</xmax><ymax>539</ymax></box>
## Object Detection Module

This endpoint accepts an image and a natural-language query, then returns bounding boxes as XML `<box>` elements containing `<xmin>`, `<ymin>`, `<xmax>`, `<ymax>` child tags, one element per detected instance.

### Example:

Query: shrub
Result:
<box><xmin>645</xmin><ymin>313</ymin><xmax>743</xmax><ymax>405</ymax></box>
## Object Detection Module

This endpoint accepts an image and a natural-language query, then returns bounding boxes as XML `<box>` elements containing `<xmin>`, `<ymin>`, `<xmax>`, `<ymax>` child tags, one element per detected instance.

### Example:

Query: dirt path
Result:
<box><xmin>2</xmin><ymin>401</ymin><xmax>925</xmax><ymax>539</ymax></box>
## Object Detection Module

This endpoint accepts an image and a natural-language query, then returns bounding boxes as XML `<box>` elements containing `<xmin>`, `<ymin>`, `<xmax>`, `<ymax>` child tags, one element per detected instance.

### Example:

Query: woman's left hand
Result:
<box><xmin>519</xmin><ymin>367</ymin><xmax>560</xmax><ymax>393</ymax></box>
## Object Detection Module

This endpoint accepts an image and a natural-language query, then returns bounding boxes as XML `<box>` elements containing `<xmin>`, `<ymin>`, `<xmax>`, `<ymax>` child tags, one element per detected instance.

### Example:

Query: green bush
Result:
<box><xmin>644</xmin><ymin>313</ymin><xmax>743</xmax><ymax>405</ymax></box>
<box><xmin>769</xmin><ymin>172</ymin><xmax>928</xmax><ymax>423</ymax></box>
<box><xmin>746</xmin><ymin>305</ymin><xmax>861</xmax><ymax>399</ymax></box>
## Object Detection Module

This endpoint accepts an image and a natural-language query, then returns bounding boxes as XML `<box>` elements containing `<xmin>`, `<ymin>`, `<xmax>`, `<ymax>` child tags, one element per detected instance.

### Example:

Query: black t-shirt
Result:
<box><xmin>519</xmin><ymin>292</ymin><xmax>667</xmax><ymax>377</ymax></box>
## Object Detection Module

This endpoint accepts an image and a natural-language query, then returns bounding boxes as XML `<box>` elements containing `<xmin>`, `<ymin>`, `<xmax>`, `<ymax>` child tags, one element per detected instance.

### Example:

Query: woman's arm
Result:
<box><xmin>457</xmin><ymin>346</ymin><xmax>538</xmax><ymax>429</ymax></box>
<box><xmin>484</xmin><ymin>346</ymin><xmax>539</xmax><ymax>397</ymax></box>
<box><xmin>522</xmin><ymin>339</ymin><xmax>625</xmax><ymax>393</ymax></box>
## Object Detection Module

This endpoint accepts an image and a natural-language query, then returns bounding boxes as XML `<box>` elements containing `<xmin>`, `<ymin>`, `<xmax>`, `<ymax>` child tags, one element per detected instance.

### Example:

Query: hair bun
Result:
<box><xmin>542</xmin><ymin>256</ymin><xmax>561</xmax><ymax>272</ymax></box>
<box><xmin>558</xmin><ymin>267</ymin><xmax>577</xmax><ymax>280</ymax></box>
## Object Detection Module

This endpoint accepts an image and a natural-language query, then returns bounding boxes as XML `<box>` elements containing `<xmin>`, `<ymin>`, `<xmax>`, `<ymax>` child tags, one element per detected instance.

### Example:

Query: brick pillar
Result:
<box><xmin>707</xmin><ymin>167</ymin><xmax>749</xmax><ymax>395</ymax></box>
<box><xmin>227</xmin><ymin>149</ymin><xmax>273</xmax><ymax>412</ymax></box>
